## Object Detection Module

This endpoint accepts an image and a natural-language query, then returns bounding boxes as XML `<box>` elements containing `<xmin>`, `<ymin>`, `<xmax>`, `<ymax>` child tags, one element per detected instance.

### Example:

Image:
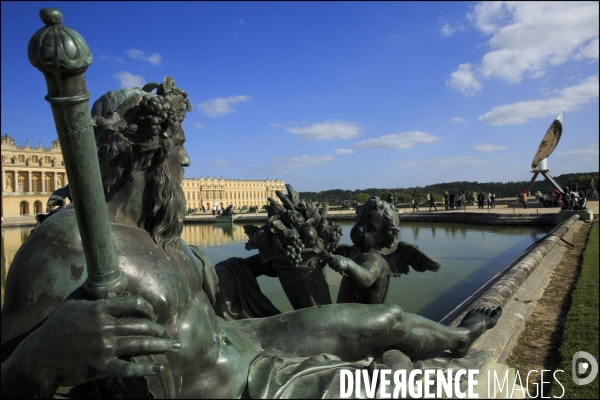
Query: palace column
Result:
<box><xmin>27</xmin><ymin>170</ymin><xmax>32</xmax><ymax>193</ymax></box>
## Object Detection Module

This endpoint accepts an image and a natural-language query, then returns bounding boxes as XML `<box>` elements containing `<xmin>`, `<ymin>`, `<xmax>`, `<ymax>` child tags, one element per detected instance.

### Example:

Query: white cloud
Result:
<box><xmin>451</xmin><ymin>117</ymin><xmax>467</xmax><ymax>123</ymax></box>
<box><xmin>287</xmin><ymin>120</ymin><xmax>362</xmax><ymax>141</ymax></box>
<box><xmin>335</xmin><ymin>148</ymin><xmax>355</xmax><ymax>154</ymax></box>
<box><xmin>211</xmin><ymin>160</ymin><xmax>230</xmax><ymax>166</ymax></box>
<box><xmin>271</xmin><ymin>155</ymin><xmax>335</xmax><ymax>169</ymax></box>
<box><xmin>194</xmin><ymin>123</ymin><xmax>204</xmax><ymax>129</ymax></box>
<box><xmin>197</xmin><ymin>95</ymin><xmax>252</xmax><ymax>118</ymax></box>
<box><xmin>441</xmin><ymin>23</ymin><xmax>466</xmax><ymax>37</ymax></box>
<box><xmin>474</xmin><ymin>143</ymin><xmax>508</xmax><ymax>152</ymax></box>
<box><xmin>479</xmin><ymin>75</ymin><xmax>599</xmax><ymax>125</ymax></box>
<box><xmin>125</xmin><ymin>49</ymin><xmax>162</xmax><ymax>66</ymax></box>
<box><xmin>557</xmin><ymin>149</ymin><xmax>599</xmax><ymax>157</ymax></box>
<box><xmin>447</xmin><ymin>63</ymin><xmax>482</xmax><ymax>96</ymax></box>
<box><xmin>147</xmin><ymin>54</ymin><xmax>162</xmax><ymax>66</ymax></box>
<box><xmin>467</xmin><ymin>2</ymin><xmax>599</xmax><ymax>83</ymax></box>
<box><xmin>270</xmin><ymin>122</ymin><xmax>284</xmax><ymax>128</ymax></box>
<box><xmin>114</xmin><ymin>71</ymin><xmax>145</xmax><ymax>88</ymax></box>
<box><xmin>98</xmin><ymin>54</ymin><xmax>125</xmax><ymax>64</ymax></box>
<box><xmin>354</xmin><ymin>131</ymin><xmax>441</xmax><ymax>150</ymax></box>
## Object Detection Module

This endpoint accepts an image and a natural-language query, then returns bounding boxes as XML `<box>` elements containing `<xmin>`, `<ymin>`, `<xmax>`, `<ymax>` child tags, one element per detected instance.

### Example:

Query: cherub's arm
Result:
<box><xmin>327</xmin><ymin>254</ymin><xmax>382</xmax><ymax>289</ymax></box>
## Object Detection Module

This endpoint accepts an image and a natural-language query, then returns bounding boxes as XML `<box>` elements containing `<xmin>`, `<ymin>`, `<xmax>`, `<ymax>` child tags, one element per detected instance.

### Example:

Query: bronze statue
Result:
<box><xmin>2</xmin><ymin>77</ymin><xmax>503</xmax><ymax>398</ymax></box>
<box><xmin>562</xmin><ymin>185</ymin><xmax>588</xmax><ymax>211</ymax></box>
<box><xmin>328</xmin><ymin>197</ymin><xmax>440</xmax><ymax>304</ymax></box>
<box><xmin>244</xmin><ymin>185</ymin><xmax>342</xmax><ymax>309</ymax></box>
<box><xmin>221</xmin><ymin>204</ymin><xmax>236</xmax><ymax>216</ymax></box>
<box><xmin>1</xmin><ymin>9</ymin><xmax>503</xmax><ymax>399</ymax></box>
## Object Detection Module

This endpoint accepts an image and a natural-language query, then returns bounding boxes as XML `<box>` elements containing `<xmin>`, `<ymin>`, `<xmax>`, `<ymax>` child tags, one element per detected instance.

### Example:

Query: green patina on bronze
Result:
<box><xmin>0</xmin><ymin>8</ymin><xmax>504</xmax><ymax>399</ymax></box>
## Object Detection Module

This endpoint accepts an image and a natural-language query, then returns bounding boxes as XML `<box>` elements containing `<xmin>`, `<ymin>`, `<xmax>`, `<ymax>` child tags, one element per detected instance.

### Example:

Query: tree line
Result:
<box><xmin>298</xmin><ymin>172</ymin><xmax>599</xmax><ymax>205</ymax></box>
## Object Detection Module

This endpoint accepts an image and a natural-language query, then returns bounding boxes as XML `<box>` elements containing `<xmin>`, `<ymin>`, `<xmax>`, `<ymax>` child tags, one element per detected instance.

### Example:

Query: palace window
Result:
<box><xmin>45</xmin><ymin>174</ymin><xmax>52</xmax><ymax>192</ymax></box>
<box><xmin>32</xmin><ymin>175</ymin><xmax>40</xmax><ymax>192</ymax></box>
<box><xmin>18</xmin><ymin>155</ymin><xmax>25</xmax><ymax>163</ymax></box>
<box><xmin>18</xmin><ymin>174</ymin><xmax>27</xmax><ymax>192</ymax></box>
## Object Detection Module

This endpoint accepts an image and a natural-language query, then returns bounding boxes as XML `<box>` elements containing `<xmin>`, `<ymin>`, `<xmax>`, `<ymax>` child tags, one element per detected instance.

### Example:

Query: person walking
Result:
<box><xmin>449</xmin><ymin>191</ymin><xmax>455</xmax><ymax>210</ymax></box>
<box><xmin>477</xmin><ymin>192</ymin><xmax>485</xmax><ymax>209</ymax></box>
<box><xmin>521</xmin><ymin>190</ymin><xmax>528</xmax><ymax>209</ymax></box>
<box><xmin>429</xmin><ymin>193</ymin><xmax>437</xmax><ymax>211</ymax></box>
<box><xmin>412</xmin><ymin>194</ymin><xmax>419</xmax><ymax>212</ymax></box>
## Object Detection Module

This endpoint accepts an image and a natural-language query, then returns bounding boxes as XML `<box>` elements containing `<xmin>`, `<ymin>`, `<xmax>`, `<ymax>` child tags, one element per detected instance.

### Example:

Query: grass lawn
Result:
<box><xmin>551</xmin><ymin>216</ymin><xmax>599</xmax><ymax>398</ymax></box>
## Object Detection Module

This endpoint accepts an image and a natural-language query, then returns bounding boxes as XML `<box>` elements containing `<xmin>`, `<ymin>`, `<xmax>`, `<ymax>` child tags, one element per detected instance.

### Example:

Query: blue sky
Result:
<box><xmin>2</xmin><ymin>1</ymin><xmax>598</xmax><ymax>192</ymax></box>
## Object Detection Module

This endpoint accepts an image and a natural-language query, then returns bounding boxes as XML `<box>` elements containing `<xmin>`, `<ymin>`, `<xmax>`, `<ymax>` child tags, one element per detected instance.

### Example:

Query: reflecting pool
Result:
<box><xmin>1</xmin><ymin>221</ymin><xmax>551</xmax><ymax>321</ymax></box>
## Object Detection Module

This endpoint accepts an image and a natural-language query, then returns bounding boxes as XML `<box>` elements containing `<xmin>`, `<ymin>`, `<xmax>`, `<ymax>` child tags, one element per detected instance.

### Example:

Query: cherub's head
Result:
<box><xmin>351</xmin><ymin>196</ymin><xmax>399</xmax><ymax>251</ymax></box>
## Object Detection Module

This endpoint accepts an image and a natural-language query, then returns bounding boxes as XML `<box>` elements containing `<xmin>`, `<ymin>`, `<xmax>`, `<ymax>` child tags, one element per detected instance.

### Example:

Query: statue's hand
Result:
<box><xmin>14</xmin><ymin>295</ymin><xmax>179</xmax><ymax>389</ymax></box>
<box><xmin>327</xmin><ymin>255</ymin><xmax>352</xmax><ymax>274</ymax></box>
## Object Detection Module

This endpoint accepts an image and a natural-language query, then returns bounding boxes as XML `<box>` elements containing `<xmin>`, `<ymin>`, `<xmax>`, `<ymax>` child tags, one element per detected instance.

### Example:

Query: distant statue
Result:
<box><xmin>47</xmin><ymin>185</ymin><xmax>71</xmax><ymax>210</ymax></box>
<box><xmin>562</xmin><ymin>186</ymin><xmax>588</xmax><ymax>211</ymax></box>
<box><xmin>33</xmin><ymin>185</ymin><xmax>72</xmax><ymax>226</ymax></box>
<box><xmin>328</xmin><ymin>197</ymin><xmax>441</xmax><ymax>304</ymax></box>
<box><xmin>25</xmin><ymin>157</ymin><xmax>31</xmax><ymax>166</ymax></box>
<box><xmin>385</xmin><ymin>191</ymin><xmax>398</xmax><ymax>205</ymax></box>
<box><xmin>51</xmin><ymin>139</ymin><xmax>59</xmax><ymax>148</ymax></box>
<box><xmin>221</xmin><ymin>204</ymin><xmax>235</xmax><ymax>216</ymax></box>
<box><xmin>591</xmin><ymin>179</ymin><xmax>599</xmax><ymax>200</ymax></box>
<box><xmin>1</xmin><ymin>134</ymin><xmax>15</xmax><ymax>145</ymax></box>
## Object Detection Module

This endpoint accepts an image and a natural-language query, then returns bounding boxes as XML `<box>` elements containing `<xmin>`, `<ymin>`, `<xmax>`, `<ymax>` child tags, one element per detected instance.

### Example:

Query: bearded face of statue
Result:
<box><xmin>143</xmin><ymin>126</ymin><xmax>190</xmax><ymax>253</ymax></box>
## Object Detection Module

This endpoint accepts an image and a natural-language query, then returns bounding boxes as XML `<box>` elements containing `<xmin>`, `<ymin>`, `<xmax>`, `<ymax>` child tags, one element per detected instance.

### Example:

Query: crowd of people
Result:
<box><xmin>411</xmin><ymin>191</ymin><xmax>499</xmax><ymax>212</ymax></box>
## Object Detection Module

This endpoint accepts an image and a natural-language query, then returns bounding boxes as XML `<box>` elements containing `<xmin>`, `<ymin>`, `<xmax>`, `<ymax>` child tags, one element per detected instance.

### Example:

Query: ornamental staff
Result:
<box><xmin>28</xmin><ymin>8</ymin><xmax>127</xmax><ymax>299</ymax></box>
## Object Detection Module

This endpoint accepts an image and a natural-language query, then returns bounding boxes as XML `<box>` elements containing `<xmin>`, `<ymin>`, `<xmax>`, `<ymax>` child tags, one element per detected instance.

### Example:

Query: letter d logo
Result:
<box><xmin>572</xmin><ymin>351</ymin><xmax>598</xmax><ymax>385</ymax></box>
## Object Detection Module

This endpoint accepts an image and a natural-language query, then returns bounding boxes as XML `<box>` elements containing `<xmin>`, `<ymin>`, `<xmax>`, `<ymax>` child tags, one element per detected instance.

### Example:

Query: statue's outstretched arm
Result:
<box><xmin>327</xmin><ymin>254</ymin><xmax>381</xmax><ymax>288</ymax></box>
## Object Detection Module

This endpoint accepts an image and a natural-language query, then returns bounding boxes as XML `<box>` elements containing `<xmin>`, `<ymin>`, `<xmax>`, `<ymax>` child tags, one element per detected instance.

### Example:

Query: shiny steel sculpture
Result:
<box><xmin>526</xmin><ymin>112</ymin><xmax>566</xmax><ymax>194</ymax></box>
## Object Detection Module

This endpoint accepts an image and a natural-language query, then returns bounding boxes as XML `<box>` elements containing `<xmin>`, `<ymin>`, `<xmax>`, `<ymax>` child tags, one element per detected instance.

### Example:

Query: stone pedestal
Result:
<box><xmin>410</xmin><ymin>350</ymin><xmax>525</xmax><ymax>398</ymax></box>
<box><xmin>555</xmin><ymin>209</ymin><xmax>593</xmax><ymax>223</ymax></box>
<box><xmin>215</xmin><ymin>215</ymin><xmax>238</xmax><ymax>223</ymax></box>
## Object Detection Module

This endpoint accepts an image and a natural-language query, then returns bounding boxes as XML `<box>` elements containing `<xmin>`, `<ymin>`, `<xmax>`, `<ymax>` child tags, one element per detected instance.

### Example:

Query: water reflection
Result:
<box><xmin>2</xmin><ymin>221</ymin><xmax>551</xmax><ymax>321</ymax></box>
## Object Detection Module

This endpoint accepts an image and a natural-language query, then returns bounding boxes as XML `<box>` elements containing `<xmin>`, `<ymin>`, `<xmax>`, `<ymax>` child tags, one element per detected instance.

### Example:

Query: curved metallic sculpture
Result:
<box><xmin>526</xmin><ymin>112</ymin><xmax>566</xmax><ymax>195</ymax></box>
<box><xmin>531</xmin><ymin>112</ymin><xmax>563</xmax><ymax>171</ymax></box>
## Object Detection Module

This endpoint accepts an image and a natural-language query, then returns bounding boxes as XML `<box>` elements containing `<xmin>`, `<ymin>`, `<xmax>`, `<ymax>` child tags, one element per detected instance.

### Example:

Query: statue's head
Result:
<box><xmin>351</xmin><ymin>196</ymin><xmax>399</xmax><ymax>251</ymax></box>
<box><xmin>91</xmin><ymin>76</ymin><xmax>193</xmax><ymax>252</ymax></box>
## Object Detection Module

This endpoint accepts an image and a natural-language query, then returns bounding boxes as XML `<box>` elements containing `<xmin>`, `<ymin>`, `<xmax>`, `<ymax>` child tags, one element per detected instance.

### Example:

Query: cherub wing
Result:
<box><xmin>384</xmin><ymin>241</ymin><xmax>441</xmax><ymax>277</ymax></box>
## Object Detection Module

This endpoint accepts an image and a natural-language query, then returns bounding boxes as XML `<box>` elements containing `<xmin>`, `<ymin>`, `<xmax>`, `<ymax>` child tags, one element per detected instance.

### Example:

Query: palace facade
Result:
<box><xmin>182</xmin><ymin>177</ymin><xmax>285</xmax><ymax>211</ymax></box>
<box><xmin>1</xmin><ymin>134</ymin><xmax>68</xmax><ymax>217</ymax></box>
<box><xmin>1</xmin><ymin>135</ymin><xmax>284</xmax><ymax>217</ymax></box>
